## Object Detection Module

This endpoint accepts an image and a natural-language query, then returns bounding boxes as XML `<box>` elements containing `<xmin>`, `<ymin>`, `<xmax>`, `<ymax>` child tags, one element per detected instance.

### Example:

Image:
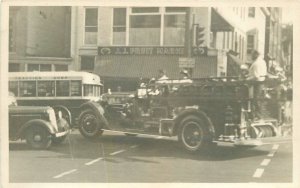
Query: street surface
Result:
<box><xmin>9</xmin><ymin>130</ymin><xmax>293</xmax><ymax>183</ymax></box>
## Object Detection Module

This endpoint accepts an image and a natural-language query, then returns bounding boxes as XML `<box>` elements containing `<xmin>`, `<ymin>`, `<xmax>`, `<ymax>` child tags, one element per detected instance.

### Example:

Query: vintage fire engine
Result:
<box><xmin>80</xmin><ymin>77</ymin><xmax>286</xmax><ymax>152</ymax></box>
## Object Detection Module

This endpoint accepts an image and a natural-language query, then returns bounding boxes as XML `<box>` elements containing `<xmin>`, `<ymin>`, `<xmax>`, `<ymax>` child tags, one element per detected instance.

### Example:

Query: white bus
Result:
<box><xmin>9</xmin><ymin>71</ymin><xmax>106</xmax><ymax>138</ymax></box>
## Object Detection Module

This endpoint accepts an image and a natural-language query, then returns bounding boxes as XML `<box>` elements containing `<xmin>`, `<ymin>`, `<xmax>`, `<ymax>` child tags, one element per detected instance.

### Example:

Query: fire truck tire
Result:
<box><xmin>178</xmin><ymin>115</ymin><xmax>211</xmax><ymax>152</ymax></box>
<box><xmin>79</xmin><ymin>109</ymin><xmax>103</xmax><ymax>139</ymax></box>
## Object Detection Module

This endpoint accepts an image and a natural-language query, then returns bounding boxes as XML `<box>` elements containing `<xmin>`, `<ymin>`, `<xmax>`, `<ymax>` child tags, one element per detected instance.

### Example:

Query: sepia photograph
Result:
<box><xmin>0</xmin><ymin>0</ymin><xmax>299</xmax><ymax>187</ymax></box>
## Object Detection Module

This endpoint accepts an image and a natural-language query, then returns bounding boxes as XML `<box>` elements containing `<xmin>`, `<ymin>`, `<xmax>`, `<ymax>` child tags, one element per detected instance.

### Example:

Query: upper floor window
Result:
<box><xmin>27</xmin><ymin>64</ymin><xmax>52</xmax><ymax>72</ymax></box>
<box><xmin>80</xmin><ymin>56</ymin><xmax>95</xmax><ymax>71</ymax></box>
<box><xmin>113</xmin><ymin>8</ymin><xmax>127</xmax><ymax>45</ymax></box>
<box><xmin>248</xmin><ymin>7</ymin><xmax>255</xmax><ymax>18</ymax></box>
<box><xmin>84</xmin><ymin>8</ymin><xmax>98</xmax><ymax>45</ymax></box>
<box><xmin>9</xmin><ymin>15</ymin><xmax>16</xmax><ymax>52</ymax></box>
<box><xmin>113</xmin><ymin>7</ymin><xmax>186</xmax><ymax>46</ymax></box>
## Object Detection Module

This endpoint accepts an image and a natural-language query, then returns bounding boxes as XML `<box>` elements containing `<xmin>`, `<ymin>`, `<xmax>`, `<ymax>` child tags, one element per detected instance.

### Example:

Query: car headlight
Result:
<box><xmin>48</xmin><ymin>108</ymin><xmax>58</xmax><ymax>132</ymax></box>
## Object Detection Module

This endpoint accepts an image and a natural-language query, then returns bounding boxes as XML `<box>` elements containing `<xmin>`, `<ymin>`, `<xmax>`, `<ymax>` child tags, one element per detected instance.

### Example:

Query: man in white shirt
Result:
<box><xmin>247</xmin><ymin>50</ymin><xmax>267</xmax><ymax>81</ymax></box>
<box><xmin>247</xmin><ymin>50</ymin><xmax>267</xmax><ymax>119</ymax></box>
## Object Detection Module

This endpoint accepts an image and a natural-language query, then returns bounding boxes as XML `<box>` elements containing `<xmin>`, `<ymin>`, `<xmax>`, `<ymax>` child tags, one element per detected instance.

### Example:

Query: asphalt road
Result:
<box><xmin>9</xmin><ymin>130</ymin><xmax>293</xmax><ymax>183</ymax></box>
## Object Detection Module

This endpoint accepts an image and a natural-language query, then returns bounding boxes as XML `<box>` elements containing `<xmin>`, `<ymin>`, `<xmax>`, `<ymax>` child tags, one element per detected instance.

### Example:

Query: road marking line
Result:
<box><xmin>130</xmin><ymin>145</ymin><xmax>139</xmax><ymax>149</ymax></box>
<box><xmin>272</xmin><ymin>144</ymin><xmax>280</xmax><ymax>150</ymax></box>
<box><xmin>85</xmin><ymin>158</ymin><xmax>103</xmax><ymax>166</ymax></box>
<box><xmin>260</xmin><ymin>159</ymin><xmax>271</xmax><ymax>166</ymax></box>
<box><xmin>267</xmin><ymin>151</ymin><xmax>276</xmax><ymax>157</ymax></box>
<box><xmin>253</xmin><ymin>168</ymin><xmax>264</xmax><ymax>178</ymax></box>
<box><xmin>109</xmin><ymin>149</ymin><xmax>126</xmax><ymax>156</ymax></box>
<box><xmin>156</xmin><ymin>136</ymin><xmax>163</xmax><ymax>139</ymax></box>
<box><xmin>53</xmin><ymin>169</ymin><xmax>77</xmax><ymax>179</ymax></box>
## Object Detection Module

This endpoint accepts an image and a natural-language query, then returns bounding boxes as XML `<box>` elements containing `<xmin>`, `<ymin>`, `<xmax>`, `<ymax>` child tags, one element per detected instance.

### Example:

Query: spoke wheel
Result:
<box><xmin>79</xmin><ymin>109</ymin><xmax>103</xmax><ymax>139</ymax></box>
<box><xmin>179</xmin><ymin>116</ymin><xmax>210</xmax><ymax>152</ymax></box>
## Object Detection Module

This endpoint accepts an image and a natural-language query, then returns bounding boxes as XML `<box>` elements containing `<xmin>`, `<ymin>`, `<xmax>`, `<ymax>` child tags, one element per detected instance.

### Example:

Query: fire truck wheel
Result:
<box><xmin>178</xmin><ymin>115</ymin><xmax>210</xmax><ymax>152</ymax></box>
<box><xmin>79</xmin><ymin>109</ymin><xmax>103</xmax><ymax>139</ymax></box>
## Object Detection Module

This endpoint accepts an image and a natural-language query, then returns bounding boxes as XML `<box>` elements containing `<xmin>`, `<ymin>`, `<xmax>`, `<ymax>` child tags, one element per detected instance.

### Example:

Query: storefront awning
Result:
<box><xmin>211</xmin><ymin>8</ymin><xmax>234</xmax><ymax>32</ymax></box>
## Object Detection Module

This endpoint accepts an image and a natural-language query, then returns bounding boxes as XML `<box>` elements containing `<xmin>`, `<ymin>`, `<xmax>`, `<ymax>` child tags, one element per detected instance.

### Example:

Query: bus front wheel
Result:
<box><xmin>79</xmin><ymin>109</ymin><xmax>103</xmax><ymax>139</ymax></box>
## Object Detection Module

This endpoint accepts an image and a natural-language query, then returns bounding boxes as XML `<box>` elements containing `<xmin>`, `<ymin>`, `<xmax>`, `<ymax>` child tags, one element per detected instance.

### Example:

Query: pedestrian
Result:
<box><xmin>158</xmin><ymin>69</ymin><xmax>169</xmax><ymax>80</ymax></box>
<box><xmin>246</xmin><ymin>50</ymin><xmax>267</xmax><ymax>120</ymax></box>
<box><xmin>180</xmin><ymin>69</ymin><xmax>190</xmax><ymax>79</ymax></box>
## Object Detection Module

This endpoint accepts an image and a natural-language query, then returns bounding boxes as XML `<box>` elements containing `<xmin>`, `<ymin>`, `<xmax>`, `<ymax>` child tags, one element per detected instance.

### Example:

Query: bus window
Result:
<box><xmin>9</xmin><ymin>81</ymin><xmax>19</xmax><ymax>97</ymax></box>
<box><xmin>84</xmin><ymin>85</ymin><xmax>93</xmax><ymax>96</ymax></box>
<box><xmin>20</xmin><ymin>81</ymin><xmax>36</xmax><ymax>97</ymax></box>
<box><xmin>71</xmin><ymin>80</ymin><xmax>82</xmax><ymax>96</ymax></box>
<box><xmin>56</xmin><ymin>81</ymin><xmax>70</xmax><ymax>96</ymax></box>
<box><xmin>37</xmin><ymin>81</ymin><xmax>55</xmax><ymax>97</ymax></box>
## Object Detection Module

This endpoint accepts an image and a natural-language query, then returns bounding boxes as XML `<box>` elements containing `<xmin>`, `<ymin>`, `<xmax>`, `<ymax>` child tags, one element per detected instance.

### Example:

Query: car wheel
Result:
<box><xmin>25</xmin><ymin>126</ymin><xmax>52</xmax><ymax>149</ymax></box>
<box><xmin>178</xmin><ymin>115</ymin><xmax>210</xmax><ymax>152</ymax></box>
<box><xmin>79</xmin><ymin>109</ymin><xmax>103</xmax><ymax>139</ymax></box>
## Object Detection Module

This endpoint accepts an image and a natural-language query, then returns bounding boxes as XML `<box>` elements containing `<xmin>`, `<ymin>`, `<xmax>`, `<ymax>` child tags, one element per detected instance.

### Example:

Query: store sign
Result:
<box><xmin>98</xmin><ymin>47</ymin><xmax>184</xmax><ymax>56</ymax></box>
<box><xmin>98</xmin><ymin>46</ymin><xmax>207</xmax><ymax>56</ymax></box>
<box><xmin>179</xmin><ymin>57</ymin><xmax>195</xmax><ymax>68</ymax></box>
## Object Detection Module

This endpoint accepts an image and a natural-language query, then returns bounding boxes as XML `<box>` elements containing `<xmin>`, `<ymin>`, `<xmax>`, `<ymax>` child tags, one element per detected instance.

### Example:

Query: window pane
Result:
<box><xmin>85</xmin><ymin>8</ymin><xmax>98</xmax><ymax>26</ymax></box>
<box><xmin>84</xmin><ymin>85</ymin><xmax>93</xmax><ymax>96</ymax></box>
<box><xmin>40</xmin><ymin>64</ymin><xmax>51</xmax><ymax>71</ymax></box>
<box><xmin>165</xmin><ymin>7</ymin><xmax>187</xmax><ymax>12</ymax></box>
<box><xmin>9</xmin><ymin>81</ymin><xmax>18</xmax><ymax>96</ymax></box>
<box><xmin>164</xmin><ymin>15</ymin><xmax>185</xmax><ymax>45</ymax></box>
<box><xmin>129</xmin><ymin>15</ymin><xmax>160</xmax><ymax>45</ymax></box>
<box><xmin>55</xmin><ymin>64</ymin><xmax>68</xmax><ymax>71</ymax></box>
<box><xmin>81</xmin><ymin>56</ymin><xmax>95</xmax><ymax>71</ymax></box>
<box><xmin>56</xmin><ymin>81</ymin><xmax>69</xmax><ymax>96</ymax></box>
<box><xmin>20</xmin><ymin>81</ymin><xmax>36</xmax><ymax>97</ymax></box>
<box><xmin>113</xmin><ymin>8</ymin><xmax>126</xmax><ymax>26</ymax></box>
<box><xmin>248</xmin><ymin>7</ymin><xmax>255</xmax><ymax>17</ymax></box>
<box><xmin>9</xmin><ymin>63</ymin><xmax>20</xmax><ymax>72</ymax></box>
<box><xmin>130</xmin><ymin>15</ymin><xmax>160</xmax><ymax>28</ymax></box>
<box><xmin>37</xmin><ymin>81</ymin><xmax>55</xmax><ymax>97</ymax></box>
<box><xmin>132</xmin><ymin>7</ymin><xmax>159</xmax><ymax>13</ymax></box>
<box><xmin>70</xmin><ymin>81</ymin><xmax>82</xmax><ymax>96</ymax></box>
<box><xmin>28</xmin><ymin>64</ymin><xmax>39</xmax><ymax>72</ymax></box>
<box><xmin>85</xmin><ymin>8</ymin><xmax>98</xmax><ymax>44</ymax></box>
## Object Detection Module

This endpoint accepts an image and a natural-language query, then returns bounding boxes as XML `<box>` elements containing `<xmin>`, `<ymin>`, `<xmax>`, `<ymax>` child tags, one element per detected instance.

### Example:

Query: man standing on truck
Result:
<box><xmin>246</xmin><ymin>50</ymin><xmax>267</xmax><ymax>119</ymax></box>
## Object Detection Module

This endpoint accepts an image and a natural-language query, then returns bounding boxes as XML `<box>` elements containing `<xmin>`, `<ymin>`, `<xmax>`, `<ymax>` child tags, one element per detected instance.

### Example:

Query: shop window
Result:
<box><xmin>113</xmin><ymin>8</ymin><xmax>126</xmax><ymax>45</ymax></box>
<box><xmin>85</xmin><ymin>8</ymin><xmax>98</xmax><ymax>45</ymax></box>
<box><xmin>55</xmin><ymin>64</ymin><xmax>68</xmax><ymax>71</ymax></box>
<box><xmin>248</xmin><ymin>7</ymin><xmax>255</xmax><ymax>18</ymax></box>
<box><xmin>9</xmin><ymin>63</ymin><xmax>20</xmax><ymax>72</ymax></box>
<box><xmin>81</xmin><ymin>56</ymin><xmax>95</xmax><ymax>71</ymax></box>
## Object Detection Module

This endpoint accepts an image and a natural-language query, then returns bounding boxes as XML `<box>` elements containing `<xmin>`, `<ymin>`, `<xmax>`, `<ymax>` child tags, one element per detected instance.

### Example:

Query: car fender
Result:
<box><xmin>79</xmin><ymin>101</ymin><xmax>109</xmax><ymax>129</ymax></box>
<box><xmin>52</xmin><ymin>105</ymin><xmax>72</xmax><ymax>125</ymax></box>
<box><xmin>173</xmin><ymin>108</ymin><xmax>215</xmax><ymax>137</ymax></box>
<box><xmin>18</xmin><ymin>119</ymin><xmax>55</xmax><ymax>139</ymax></box>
